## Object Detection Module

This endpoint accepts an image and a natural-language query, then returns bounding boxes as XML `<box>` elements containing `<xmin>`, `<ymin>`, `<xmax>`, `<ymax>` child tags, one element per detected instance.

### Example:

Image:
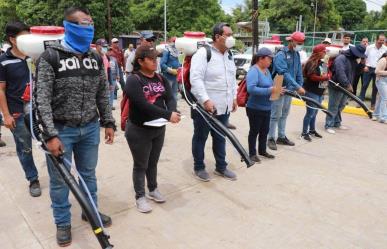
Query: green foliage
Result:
<box><xmin>333</xmin><ymin>0</ymin><xmax>367</xmax><ymax>30</ymax></box>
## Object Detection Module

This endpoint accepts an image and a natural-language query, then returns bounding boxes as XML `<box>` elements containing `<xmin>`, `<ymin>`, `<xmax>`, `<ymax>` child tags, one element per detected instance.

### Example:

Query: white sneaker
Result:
<box><xmin>326</xmin><ymin>128</ymin><xmax>336</xmax><ymax>134</ymax></box>
<box><xmin>372</xmin><ymin>116</ymin><xmax>378</xmax><ymax>121</ymax></box>
<box><xmin>136</xmin><ymin>197</ymin><xmax>152</xmax><ymax>213</ymax></box>
<box><xmin>337</xmin><ymin>125</ymin><xmax>349</xmax><ymax>130</ymax></box>
<box><xmin>146</xmin><ymin>189</ymin><xmax>166</xmax><ymax>203</ymax></box>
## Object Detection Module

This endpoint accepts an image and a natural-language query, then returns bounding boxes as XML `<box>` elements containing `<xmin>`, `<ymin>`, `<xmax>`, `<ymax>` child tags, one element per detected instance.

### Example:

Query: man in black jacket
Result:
<box><xmin>325</xmin><ymin>44</ymin><xmax>366</xmax><ymax>134</ymax></box>
<box><xmin>35</xmin><ymin>7</ymin><xmax>115</xmax><ymax>247</ymax></box>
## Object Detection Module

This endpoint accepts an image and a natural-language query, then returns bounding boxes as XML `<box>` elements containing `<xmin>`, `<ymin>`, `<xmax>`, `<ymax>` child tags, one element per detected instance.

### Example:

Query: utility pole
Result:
<box><xmin>252</xmin><ymin>0</ymin><xmax>259</xmax><ymax>55</ymax></box>
<box><xmin>312</xmin><ymin>0</ymin><xmax>318</xmax><ymax>46</ymax></box>
<box><xmin>164</xmin><ymin>0</ymin><xmax>167</xmax><ymax>42</ymax></box>
<box><xmin>107</xmin><ymin>0</ymin><xmax>112</xmax><ymax>42</ymax></box>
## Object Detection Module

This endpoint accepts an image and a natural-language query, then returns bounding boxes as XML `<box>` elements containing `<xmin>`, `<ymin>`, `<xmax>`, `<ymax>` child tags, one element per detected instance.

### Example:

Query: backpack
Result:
<box><xmin>177</xmin><ymin>45</ymin><xmax>233</xmax><ymax>91</ymax></box>
<box><xmin>120</xmin><ymin>73</ymin><xmax>164</xmax><ymax>131</ymax></box>
<box><xmin>236</xmin><ymin>77</ymin><xmax>248</xmax><ymax>107</ymax></box>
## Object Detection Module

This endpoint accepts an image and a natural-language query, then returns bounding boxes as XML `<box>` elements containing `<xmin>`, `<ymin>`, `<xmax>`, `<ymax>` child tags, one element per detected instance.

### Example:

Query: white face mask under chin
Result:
<box><xmin>294</xmin><ymin>45</ymin><xmax>303</xmax><ymax>52</ymax></box>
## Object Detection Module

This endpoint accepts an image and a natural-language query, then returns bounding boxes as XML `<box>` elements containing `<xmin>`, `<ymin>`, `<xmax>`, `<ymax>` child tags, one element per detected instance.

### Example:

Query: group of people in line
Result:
<box><xmin>0</xmin><ymin>6</ymin><xmax>386</xmax><ymax>247</ymax></box>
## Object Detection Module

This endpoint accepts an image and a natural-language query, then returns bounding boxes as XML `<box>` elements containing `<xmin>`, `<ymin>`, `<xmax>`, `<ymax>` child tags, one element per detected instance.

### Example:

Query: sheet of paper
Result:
<box><xmin>143</xmin><ymin>118</ymin><xmax>169</xmax><ymax>127</ymax></box>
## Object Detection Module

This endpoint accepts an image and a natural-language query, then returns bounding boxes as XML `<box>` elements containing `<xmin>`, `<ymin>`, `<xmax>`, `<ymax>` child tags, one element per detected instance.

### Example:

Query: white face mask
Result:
<box><xmin>102</xmin><ymin>47</ymin><xmax>108</xmax><ymax>54</ymax></box>
<box><xmin>224</xmin><ymin>36</ymin><xmax>236</xmax><ymax>49</ymax></box>
<box><xmin>356</xmin><ymin>58</ymin><xmax>361</xmax><ymax>64</ymax></box>
<box><xmin>294</xmin><ymin>45</ymin><xmax>303</xmax><ymax>52</ymax></box>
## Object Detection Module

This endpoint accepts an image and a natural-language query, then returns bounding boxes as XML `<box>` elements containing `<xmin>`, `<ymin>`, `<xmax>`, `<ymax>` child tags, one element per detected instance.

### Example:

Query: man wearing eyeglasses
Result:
<box><xmin>34</xmin><ymin>6</ymin><xmax>116</xmax><ymax>247</ymax></box>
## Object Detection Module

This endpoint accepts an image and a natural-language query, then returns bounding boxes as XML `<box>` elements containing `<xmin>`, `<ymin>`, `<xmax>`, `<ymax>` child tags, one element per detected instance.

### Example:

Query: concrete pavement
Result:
<box><xmin>0</xmin><ymin>99</ymin><xmax>387</xmax><ymax>249</ymax></box>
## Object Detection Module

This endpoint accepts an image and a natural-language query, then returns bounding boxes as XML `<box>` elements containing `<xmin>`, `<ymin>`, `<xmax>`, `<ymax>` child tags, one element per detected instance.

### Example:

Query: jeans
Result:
<box><xmin>192</xmin><ymin>109</ymin><xmax>229</xmax><ymax>172</ymax></box>
<box><xmin>325</xmin><ymin>86</ymin><xmax>348</xmax><ymax>128</ymax></box>
<box><xmin>246</xmin><ymin>107</ymin><xmax>270</xmax><ymax>156</ymax></box>
<box><xmin>352</xmin><ymin>72</ymin><xmax>363</xmax><ymax>96</ymax></box>
<box><xmin>11</xmin><ymin>114</ymin><xmax>38</xmax><ymax>182</ymax></box>
<box><xmin>360</xmin><ymin>67</ymin><xmax>378</xmax><ymax>106</ymax></box>
<box><xmin>46</xmin><ymin>121</ymin><xmax>100</xmax><ymax>226</ymax></box>
<box><xmin>268</xmin><ymin>95</ymin><xmax>292</xmax><ymax>139</ymax></box>
<box><xmin>109</xmin><ymin>81</ymin><xmax>117</xmax><ymax>107</ymax></box>
<box><xmin>302</xmin><ymin>92</ymin><xmax>323</xmax><ymax>134</ymax></box>
<box><xmin>164</xmin><ymin>74</ymin><xmax>178</xmax><ymax>101</ymax></box>
<box><xmin>374</xmin><ymin>78</ymin><xmax>387</xmax><ymax>121</ymax></box>
<box><xmin>118</xmin><ymin>67</ymin><xmax>126</xmax><ymax>91</ymax></box>
<box><xmin>125</xmin><ymin>121</ymin><xmax>165</xmax><ymax>199</ymax></box>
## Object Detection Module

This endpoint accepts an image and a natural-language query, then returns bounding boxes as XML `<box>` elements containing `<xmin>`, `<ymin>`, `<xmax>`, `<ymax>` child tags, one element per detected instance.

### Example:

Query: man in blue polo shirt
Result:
<box><xmin>0</xmin><ymin>21</ymin><xmax>41</xmax><ymax>197</ymax></box>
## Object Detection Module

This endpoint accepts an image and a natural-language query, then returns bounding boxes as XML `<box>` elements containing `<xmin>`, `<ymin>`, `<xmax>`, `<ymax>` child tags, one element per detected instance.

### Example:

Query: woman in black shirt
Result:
<box><xmin>301</xmin><ymin>44</ymin><xmax>329</xmax><ymax>141</ymax></box>
<box><xmin>124</xmin><ymin>45</ymin><xmax>181</xmax><ymax>213</ymax></box>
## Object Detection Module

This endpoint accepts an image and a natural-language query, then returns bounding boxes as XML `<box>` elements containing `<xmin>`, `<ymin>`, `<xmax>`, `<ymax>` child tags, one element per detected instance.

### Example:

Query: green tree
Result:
<box><xmin>333</xmin><ymin>0</ymin><xmax>367</xmax><ymax>30</ymax></box>
<box><xmin>375</xmin><ymin>3</ymin><xmax>387</xmax><ymax>29</ymax></box>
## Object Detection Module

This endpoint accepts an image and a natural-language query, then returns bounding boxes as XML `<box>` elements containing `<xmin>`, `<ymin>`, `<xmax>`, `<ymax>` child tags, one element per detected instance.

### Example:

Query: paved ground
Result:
<box><xmin>0</xmin><ymin>99</ymin><xmax>387</xmax><ymax>249</ymax></box>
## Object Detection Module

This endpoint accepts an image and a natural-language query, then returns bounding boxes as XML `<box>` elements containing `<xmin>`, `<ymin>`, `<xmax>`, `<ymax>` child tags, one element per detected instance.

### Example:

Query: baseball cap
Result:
<box><xmin>256</xmin><ymin>47</ymin><xmax>274</xmax><ymax>58</ymax></box>
<box><xmin>111</xmin><ymin>38</ymin><xmax>119</xmax><ymax>43</ymax></box>
<box><xmin>286</xmin><ymin>31</ymin><xmax>305</xmax><ymax>43</ymax></box>
<box><xmin>140</xmin><ymin>31</ymin><xmax>156</xmax><ymax>40</ymax></box>
<box><xmin>313</xmin><ymin>44</ymin><xmax>327</xmax><ymax>54</ymax></box>
<box><xmin>322</xmin><ymin>38</ymin><xmax>332</xmax><ymax>44</ymax></box>
<box><xmin>96</xmin><ymin>38</ymin><xmax>107</xmax><ymax>46</ymax></box>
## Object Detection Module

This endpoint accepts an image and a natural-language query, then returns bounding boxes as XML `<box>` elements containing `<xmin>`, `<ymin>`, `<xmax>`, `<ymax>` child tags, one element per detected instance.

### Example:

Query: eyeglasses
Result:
<box><xmin>145</xmin><ymin>38</ymin><xmax>156</xmax><ymax>43</ymax></box>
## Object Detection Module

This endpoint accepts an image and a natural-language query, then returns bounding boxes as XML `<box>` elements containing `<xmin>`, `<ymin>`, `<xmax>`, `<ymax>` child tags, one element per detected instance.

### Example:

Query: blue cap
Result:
<box><xmin>140</xmin><ymin>31</ymin><xmax>156</xmax><ymax>40</ymax></box>
<box><xmin>256</xmin><ymin>47</ymin><xmax>273</xmax><ymax>58</ymax></box>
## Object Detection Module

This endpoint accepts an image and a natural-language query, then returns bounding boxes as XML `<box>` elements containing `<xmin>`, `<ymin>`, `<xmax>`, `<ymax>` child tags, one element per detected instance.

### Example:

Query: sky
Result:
<box><xmin>220</xmin><ymin>0</ymin><xmax>386</xmax><ymax>14</ymax></box>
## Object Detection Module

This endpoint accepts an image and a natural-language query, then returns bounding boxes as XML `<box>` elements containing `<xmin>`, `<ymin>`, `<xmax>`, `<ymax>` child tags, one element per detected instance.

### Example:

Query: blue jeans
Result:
<box><xmin>302</xmin><ymin>92</ymin><xmax>323</xmax><ymax>134</ymax></box>
<box><xmin>268</xmin><ymin>95</ymin><xmax>292</xmax><ymax>139</ymax></box>
<box><xmin>109</xmin><ymin>81</ymin><xmax>117</xmax><ymax>107</ymax></box>
<box><xmin>192</xmin><ymin>110</ymin><xmax>229</xmax><ymax>172</ymax></box>
<box><xmin>325</xmin><ymin>86</ymin><xmax>348</xmax><ymax>128</ymax></box>
<box><xmin>163</xmin><ymin>73</ymin><xmax>178</xmax><ymax>101</ymax></box>
<box><xmin>374</xmin><ymin>77</ymin><xmax>387</xmax><ymax>121</ymax></box>
<box><xmin>11</xmin><ymin>114</ymin><xmax>38</xmax><ymax>182</ymax></box>
<box><xmin>46</xmin><ymin>121</ymin><xmax>100</xmax><ymax>226</ymax></box>
<box><xmin>360</xmin><ymin>67</ymin><xmax>377</xmax><ymax>106</ymax></box>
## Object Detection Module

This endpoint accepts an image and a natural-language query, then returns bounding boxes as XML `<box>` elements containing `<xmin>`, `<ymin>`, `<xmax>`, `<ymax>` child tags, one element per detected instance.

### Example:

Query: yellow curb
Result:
<box><xmin>291</xmin><ymin>99</ymin><xmax>368</xmax><ymax>117</ymax></box>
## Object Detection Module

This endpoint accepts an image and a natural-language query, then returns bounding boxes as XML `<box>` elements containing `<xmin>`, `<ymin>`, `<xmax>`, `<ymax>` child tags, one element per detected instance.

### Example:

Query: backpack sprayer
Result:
<box><xmin>17</xmin><ymin>26</ymin><xmax>113</xmax><ymax>249</ymax></box>
<box><xmin>175</xmin><ymin>32</ymin><xmax>254</xmax><ymax>168</ymax></box>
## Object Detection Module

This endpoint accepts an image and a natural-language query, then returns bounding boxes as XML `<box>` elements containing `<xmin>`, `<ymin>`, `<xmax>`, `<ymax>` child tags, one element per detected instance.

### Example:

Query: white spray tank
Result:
<box><xmin>175</xmin><ymin>32</ymin><xmax>209</xmax><ymax>56</ymax></box>
<box><xmin>17</xmin><ymin>26</ymin><xmax>65</xmax><ymax>60</ymax></box>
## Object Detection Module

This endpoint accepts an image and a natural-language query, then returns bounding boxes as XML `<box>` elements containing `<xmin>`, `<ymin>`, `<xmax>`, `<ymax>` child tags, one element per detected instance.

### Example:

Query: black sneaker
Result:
<box><xmin>56</xmin><ymin>225</ymin><xmax>72</xmax><ymax>247</ymax></box>
<box><xmin>276</xmin><ymin>136</ymin><xmax>295</xmax><ymax>146</ymax></box>
<box><xmin>81</xmin><ymin>212</ymin><xmax>112</xmax><ymax>228</ymax></box>
<box><xmin>0</xmin><ymin>136</ymin><xmax>6</xmax><ymax>147</ymax></box>
<box><xmin>301</xmin><ymin>133</ymin><xmax>312</xmax><ymax>142</ymax></box>
<box><xmin>267</xmin><ymin>138</ymin><xmax>277</xmax><ymax>150</ymax></box>
<box><xmin>29</xmin><ymin>180</ymin><xmax>41</xmax><ymax>197</ymax></box>
<box><xmin>249</xmin><ymin>155</ymin><xmax>261</xmax><ymax>163</ymax></box>
<box><xmin>259</xmin><ymin>151</ymin><xmax>275</xmax><ymax>159</ymax></box>
<box><xmin>309</xmin><ymin>130</ymin><xmax>323</xmax><ymax>138</ymax></box>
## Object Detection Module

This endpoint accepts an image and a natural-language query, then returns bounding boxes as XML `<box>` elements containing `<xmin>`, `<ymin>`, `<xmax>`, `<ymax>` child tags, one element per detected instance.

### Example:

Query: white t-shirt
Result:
<box><xmin>365</xmin><ymin>44</ymin><xmax>387</xmax><ymax>68</ymax></box>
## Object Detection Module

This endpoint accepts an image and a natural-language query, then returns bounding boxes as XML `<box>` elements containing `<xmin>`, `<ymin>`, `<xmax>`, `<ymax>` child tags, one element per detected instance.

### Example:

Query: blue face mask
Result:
<box><xmin>63</xmin><ymin>20</ymin><xmax>94</xmax><ymax>54</ymax></box>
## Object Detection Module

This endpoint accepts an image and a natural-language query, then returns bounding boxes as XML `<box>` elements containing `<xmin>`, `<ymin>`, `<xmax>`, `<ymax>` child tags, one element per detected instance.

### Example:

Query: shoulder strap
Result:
<box><xmin>45</xmin><ymin>47</ymin><xmax>60</xmax><ymax>75</ymax></box>
<box><xmin>204</xmin><ymin>45</ymin><xmax>212</xmax><ymax>62</ymax></box>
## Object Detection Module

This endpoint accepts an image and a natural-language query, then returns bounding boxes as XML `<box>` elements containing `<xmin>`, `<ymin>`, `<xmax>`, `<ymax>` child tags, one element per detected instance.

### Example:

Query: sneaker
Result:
<box><xmin>309</xmin><ymin>130</ymin><xmax>323</xmax><ymax>138</ymax></box>
<box><xmin>81</xmin><ymin>212</ymin><xmax>112</xmax><ymax>228</ymax></box>
<box><xmin>214</xmin><ymin>168</ymin><xmax>237</xmax><ymax>181</ymax></box>
<box><xmin>325</xmin><ymin>128</ymin><xmax>336</xmax><ymax>134</ymax></box>
<box><xmin>136</xmin><ymin>197</ymin><xmax>152</xmax><ymax>213</ymax></box>
<box><xmin>259</xmin><ymin>151</ymin><xmax>275</xmax><ymax>159</ymax></box>
<box><xmin>249</xmin><ymin>155</ymin><xmax>261</xmax><ymax>164</ymax></box>
<box><xmin>267</xmin><ymin>138</ymin><xmax>277</xmax><ymax>151</ymax></box>
<box><xmin>372</xmin><ymin>116</ymin><xmax>378</xmax><ymax>121</ymax></box>
<box><xmin>56</xmin><ymin>225</ymin><xmax>72</xmax><ymax>247</ymax></box>
<box><xmin>301</xmin><ymin>133</ymin><xmax>312</xmax><ymax>142</ymax></box>
<box><xmin>276</xmin><ymin>136</ymin><xmax>295</xmax><ymax>146</ymax></box>
<box><xmin>29</xmin><ymin>180</ymin><xmax>41</xmax><ymax>197</ymax></box>
<box><xmin>380</xmin><ymin>120</ymin><xmax>386</xmax><ymax>124</ymax></box>
<box><xmin>226</xmin><ymin>122</ymin><xmax>237</xmax><ymax>130</ymax></box>
<box><xmin>337</xmin><ymin>125</ymin><xmax>349</xmax><ymax>130</ymax></box>
<box><xmin>194</xmin><ymin>169</ymin><xmax>210</xmax><ymax>182</ymax></box>
<box><xmin>146</xmin><ymin>189</ymin><xmax>166</xmax><ymax>203</ymax></box>
<box><xmin>0</xmin><ymin>137</ymin><xmax>6</xmax><ymax>147</ymax></box>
